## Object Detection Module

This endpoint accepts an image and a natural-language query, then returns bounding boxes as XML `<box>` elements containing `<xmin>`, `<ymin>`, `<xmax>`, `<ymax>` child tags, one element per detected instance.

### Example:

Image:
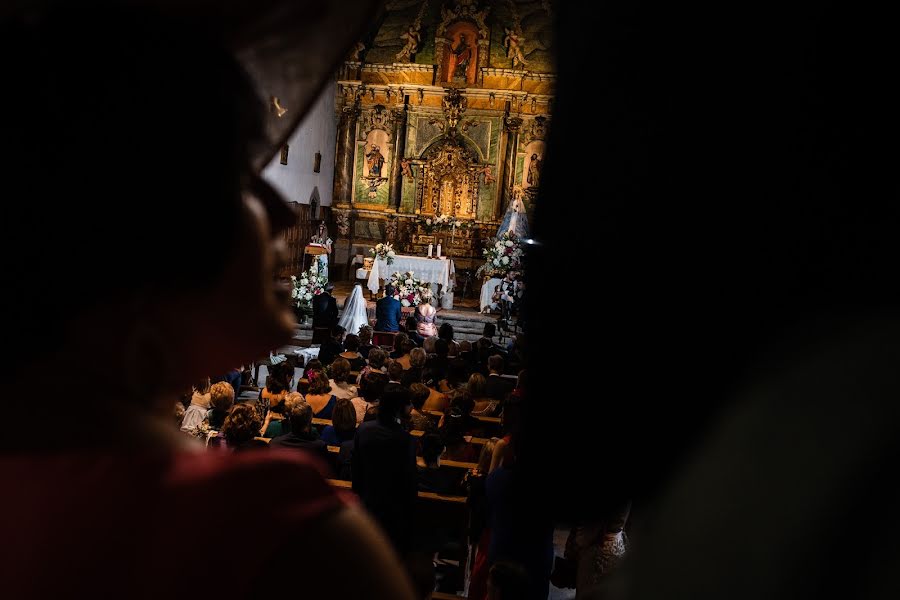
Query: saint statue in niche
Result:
<box><xmin>504</xmin><ymin>28</ymin><xmax>529</xmax><ymax>70</ymax></box>
<box><xmin>366</xmin><ymin>144</ymin><xmax>385</xmax><ymax>178</ymax></box>
<box><xmin>527</xmin><ymin>153</ymin><xmax>542</xmax><ymax>187</ymax></box>
<box><xmin>450</xmin><ymin>33</ymin><xmax>472</xmax><ymax>81</ymax></box>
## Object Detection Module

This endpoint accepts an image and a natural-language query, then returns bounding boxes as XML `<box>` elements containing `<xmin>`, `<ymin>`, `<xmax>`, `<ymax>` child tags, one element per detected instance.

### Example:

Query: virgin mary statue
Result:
<box><xmin>498</xmin><ymin>197</ymin><xmax>529</xmax><ymax>238</ymax></box>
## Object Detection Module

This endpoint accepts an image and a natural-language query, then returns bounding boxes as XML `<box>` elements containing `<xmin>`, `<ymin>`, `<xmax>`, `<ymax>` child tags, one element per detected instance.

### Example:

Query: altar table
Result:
<box><xmin>367</xmin><ymin>254</ymin><xmax>455</xmax><ymax>295</ymax></box>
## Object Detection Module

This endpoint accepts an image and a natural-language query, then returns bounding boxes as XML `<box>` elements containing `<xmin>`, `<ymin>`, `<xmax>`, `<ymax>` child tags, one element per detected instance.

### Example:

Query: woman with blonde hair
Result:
<box><xmin>414</xmin><ymin>291</ymin><xmax>438</xmax><ymax>338</ymax></box>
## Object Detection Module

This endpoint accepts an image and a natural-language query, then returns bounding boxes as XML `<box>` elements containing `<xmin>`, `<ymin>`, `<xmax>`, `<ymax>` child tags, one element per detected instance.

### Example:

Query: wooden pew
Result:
<box><xmin>313</xmin><ymin>418</ymin><xmax>491</xmax><ymax>446</ymax></box>
<box><xmin>424</xmin><ymin>410</ymin><xmax>501</xmax><ymax>425</ymax></box>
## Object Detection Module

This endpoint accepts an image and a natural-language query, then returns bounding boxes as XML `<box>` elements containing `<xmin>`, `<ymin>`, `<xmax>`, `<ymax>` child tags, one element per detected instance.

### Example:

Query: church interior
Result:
<box><xmin>3</xmin><ymin>1</ymin><xmax>897</xmax><ymax>600</ymax></box>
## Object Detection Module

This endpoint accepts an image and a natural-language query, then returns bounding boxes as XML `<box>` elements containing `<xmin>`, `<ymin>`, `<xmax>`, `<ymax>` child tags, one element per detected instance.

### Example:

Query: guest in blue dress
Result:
<box><xmin>321</xmin><ymin>398</ymin><xmax>357</xmax><ymax>445</ymax></box>
<box><xmin>305</xmin><ymin>370</ymin><xmax>336</xmax><ymax>419</ymax></box>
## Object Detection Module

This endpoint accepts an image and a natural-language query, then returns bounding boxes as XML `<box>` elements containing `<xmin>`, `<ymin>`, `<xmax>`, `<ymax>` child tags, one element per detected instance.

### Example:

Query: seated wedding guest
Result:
<box><xmin>352</xmin><ymin>371</ymin><xmax>386</xmax><ymax>425</ymax></box>
<box><xmin>270</xmin><ymin>395</ymin><xmax>328</xmax><ymax>462</ymax></box>
<box><xmin>221</xmin><ymin>403</ymin><xmax>267</xmax><ymax>452</ymax></box>
<box><xmin>458</xmin><ymin>339</ymin><xmax>476</xmax><ymax>368</ymax></box>
<box><xmin>261</xmin><ymin>390</ymin><xmax>300</xmax><ymax>438</ymax></box>
<box><xmin>421</xmin><ymin>382</ymin><xmax>449</xmax><ymax>414</ymax></box>
<box><xmin>424</xmin><ymin>339</ymin><xmax>451</xmax><ymax>384</ymax></box>
<box><xmin>339</xmin><ymin>334</ymin><xmax>367</xmax><ymax>371</ymax></box>
<box><xmin>437</xmin><ymin>359</ymin><xmax>469</xmax><ymax>395</ymax></box>
<box><xmin>422</xmin><ymin>335</ymin><xmax>438</xmax><ymax>356</ymax></box>
<box><xmin>352</xmin><ymin>384</ymin><xmax>418</xmax><ymax>556</ymax></box>
<box><xmin>328</xmin><ymin>358</ymin><xmax>358</xmax><ymax>400</ymax></box>
<box><xmin>174</xmin><ymin>401</ymin><xmax>186</xmax><ymax>428</ymax></box>
<box><xmin>358</xmin><ymin>348</ymin><xmax>388</xmax><ymax>385</ymax></box>
<box><xmin>414</xmin><ymin>298</ymin><xmax>437</xmax><ymax>339</ymax></box>
<box><xmin>305</xmin><ymin>370</ymin><xmax>337</xmax><ymax>419</ymax></box>
<box><xmin>416</xmin><ymin>434</ymin><xmax>464</xmax><ymax>496</ymax></box>
<box><xmin>180</xmin><ymin>377</ymin><xmax>212</xmax><ymax>432</ymax></box>
<box><xmin>468</xmin><ymin>373</ymin><xmax>499</xmax><ymax>416</ymax></box>
<box><xmin>357</xmin><ymin>325</ymin><xmax>375</xmax><ymax>359</ymax></box>
<box><xmin>213</xmin><ymin>368</ymin><xmax>243</xmax><ymax>397</ymax></box>
<box><xmin>438</xmin><ymin>391</ymin><xmax>481</xmax><ymax>463</ymax></box>
<box><xmin>404</xmin><ymin>316</ymin><xmax>425</xmax><ymax>347</ymax></box>
<box><xmin>505</xmin><ymin>334</ymin><xmax>526</xmax><ymax>375</ymax></box>
<box><xmin>390</xmin><ymin>332</ymin><xmax>410</xmax><ymax>360</ymax></box>
<box><xmin>395</xmin><ymin>338</ymin><xmax>415</xmax><ymax>370</ymax></box>
<box><xmin>486</xmin><ymin>355</ymin><xmax>514</xmax><ymax>402</ymax></box>
<box><xmin>438</xmin><ymin>323</ymin><xmax>460</xmax><ymax>357</ymax></box>
<box><xmin>321</xmin><ymin>398</ymin><xmax>357</xmax><ymax>446</ymax></box>
<box><xmin>465</xmin><ymin>437</ymin><xmax>502</xmax><ymax>600</ymax></box>
<box><xmin>296</xmin><ymin>358</ymin><xmax>321</xmax><ymax>395</ymax></box>
<box><xmin>207</xmin><ymin>381</ymin><xmax>235</xmax><ymax>431</ymax></box>
<box><xmin>486</xmin><ymin>418</ymin><xmax>554</xmax><ymax>600</ymax></box>
<box><xmin>387</xmin><ymin>361</ymin><xmax>404</xmax><ymax>384</ymax></box>
<box><xmin>401</xmin><ymin>348</ymin><xmax>427</xmax><ymax>387</ymax></box>
<box><xmin>439</xmin><ymin>390</ymin><xmax>481</xmax><ymax>437</ymax></box>
<box><xmin>407</xmin><ymin>384</ymin><xmax>437</xmax><ymax>433</ymax></box>
<box><xmin>305</xmin><ymin>359</ymin><xmax>323</xmax><ymax>372</ymax></box>
<box><xmin>318</xmin><ymin>325</ymin><xmax>346</xmax><ymax>367</ymax></box>
<box><xmin>489</xmin><ymin>397</ymin><xmax>524</xmax><ymax>475</ymax></box>
<box><xmin>1</xmin><ymin>4</ymin><xmax>415</xmax><ymax>598</ymax></box>
<box><xmin>261</xmin><ymin>361</ymin><xmax>293</xmax><ymax>407</ymax></box>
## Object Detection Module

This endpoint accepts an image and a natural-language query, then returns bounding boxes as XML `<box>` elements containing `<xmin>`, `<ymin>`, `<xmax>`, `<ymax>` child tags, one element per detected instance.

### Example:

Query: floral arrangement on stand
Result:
<box><xmin>291</xmin><ymin>262</ymin><xmax>329</xmax><ymax>311</ymax></box>
<box><xmin>419</xmin><ymin>213</ymin><xmax>474</xmax><ymax>233</ymax></box>
<box><xmin>387</xmin><ymin>270</ymin><xmax>433</xmax><ymax>307</ymax></box>
<box><xmin>370</xmin><ymin>242</ymin><xmax>396</xmax><ymax>266</ymax></box>
<box><xmin>476</xmin><ymin>231</ymin><xmax>524</xmax><ymax>279</ymax></box>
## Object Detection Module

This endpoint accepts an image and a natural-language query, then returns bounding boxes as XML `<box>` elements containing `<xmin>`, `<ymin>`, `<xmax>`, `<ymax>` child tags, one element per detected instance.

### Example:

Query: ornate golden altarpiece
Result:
<box><xmin>329</xmin><ymin>0</ymin><xmax>554</xmax><ymax>272</ymax></box>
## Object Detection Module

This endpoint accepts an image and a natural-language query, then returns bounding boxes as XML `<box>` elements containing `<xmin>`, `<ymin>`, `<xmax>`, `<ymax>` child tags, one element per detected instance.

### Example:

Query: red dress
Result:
<box><xmin>0</xmin><ymin>450</ymin><xmax>346</xmax><ymax>599</ymax></box>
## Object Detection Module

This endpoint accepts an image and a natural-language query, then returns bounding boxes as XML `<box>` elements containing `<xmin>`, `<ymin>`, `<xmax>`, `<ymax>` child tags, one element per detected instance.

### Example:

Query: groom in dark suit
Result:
<box><xmin>374</xmin><ymin>285</ymin><xmax>403</xmax><ymax>332</ymax></box>
<box><xmin>312</xmin><ymin>282</ymin><xmax>338</xmax><ymax>329</ymax></box>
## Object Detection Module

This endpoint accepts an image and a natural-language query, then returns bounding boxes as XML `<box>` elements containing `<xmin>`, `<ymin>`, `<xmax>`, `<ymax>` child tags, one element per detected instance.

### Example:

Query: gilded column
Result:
<box><xmin>498</xmin><ymin>116</ymin><xmax>522</xmax><ymax>220</ymax></box>
<box><xmin>388</xmin><ymin>106</ymin><xmax>408</xmax><ymax>210</ymax></box>
<box><xmin>476</xmin><ymin>39</ymin><xmax>490</xmax><ymax>85</ymax></box>
<box><xmin>333</xmin><ymin>100</ymin><xmax>360</xmax><ymax>205</ymax></box>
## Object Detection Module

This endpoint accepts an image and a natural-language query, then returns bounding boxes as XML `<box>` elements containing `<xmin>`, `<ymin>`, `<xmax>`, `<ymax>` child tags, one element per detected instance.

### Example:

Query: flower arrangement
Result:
<box><xmin>475</xmin><ymin>231</ymin><xmax>524</xmax><ymax>279</ymax></box>
<box><xmin>420</xmin><ymin>213</ymin><xmax>474</xmax><ymax>233</ymax></box>
<box><xmin>188</xmin><ymin>420</ymin><xmax>211</xmax><ymax>441</ymax></box>
<box><xmin>387</xmin><ymin>270</ymin><xmax>433</xmax><ymax>307</ymax></box>
<box><xmin>290</xmin><ymin>262</ymin><xmax>329</xmax><ymax>309</ymax></box>
<box><xmin>370</xmin><ymin>242</ymin><xmax>396</xmax><ymax>266</ymax></box>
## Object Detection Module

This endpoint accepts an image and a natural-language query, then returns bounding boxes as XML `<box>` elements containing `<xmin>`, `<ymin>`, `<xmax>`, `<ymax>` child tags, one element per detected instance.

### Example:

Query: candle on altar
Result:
<box><xmin>436</xmin><ymin>240</ymin><xmax>442</xmax><ymax>258</ymax></box>
<box><xmin>427</xmin><ymin>243</ymin><xmax>433</xmax><ymax>258</ymax></box>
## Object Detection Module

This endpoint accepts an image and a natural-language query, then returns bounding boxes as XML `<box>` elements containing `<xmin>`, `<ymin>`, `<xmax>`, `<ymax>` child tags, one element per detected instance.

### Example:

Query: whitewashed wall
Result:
<box><xmin>262</xmin><ymin>79</ymin><xmax>337</xmax><ymax>208</ymax></box>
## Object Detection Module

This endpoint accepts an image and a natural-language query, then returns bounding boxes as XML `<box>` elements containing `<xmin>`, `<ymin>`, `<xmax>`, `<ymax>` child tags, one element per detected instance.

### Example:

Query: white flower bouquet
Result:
<box><xmin>387</xmin><ymin>270</ymin><xmax>432</xmax><ymax>307</ymax></box>
<box><xmin>421</xmin><ymin>213</ymin><xmax>473</xmax><ymax>233</ymax></box>
<box><xmin>370</xmin><ymin>242</ymin><xmax>396</xmax><ymax>266</ymax></box>
<box><xmin>290</xmin><ymin>264</ymin><xmax>329</xmax><ymax>310</ymax></box>
<box><xmin>475</xmin><ymin>231</ymin><xmax>524</xmax><ymax>279</ymax></box>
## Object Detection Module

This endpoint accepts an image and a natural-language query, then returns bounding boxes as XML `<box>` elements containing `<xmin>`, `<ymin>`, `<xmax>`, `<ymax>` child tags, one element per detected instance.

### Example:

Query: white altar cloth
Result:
<box><xmin>367</xmin><ymin>255</ymin><xmax>455</xmax><ymax>295</ymax></box>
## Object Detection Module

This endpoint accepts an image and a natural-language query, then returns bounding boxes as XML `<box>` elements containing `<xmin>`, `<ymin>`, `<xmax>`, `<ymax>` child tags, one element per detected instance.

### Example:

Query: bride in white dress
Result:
<box><xmin>338</xmin><ymin>284</ymin><xmax>370</xmax><ymax>336</ymax></box>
